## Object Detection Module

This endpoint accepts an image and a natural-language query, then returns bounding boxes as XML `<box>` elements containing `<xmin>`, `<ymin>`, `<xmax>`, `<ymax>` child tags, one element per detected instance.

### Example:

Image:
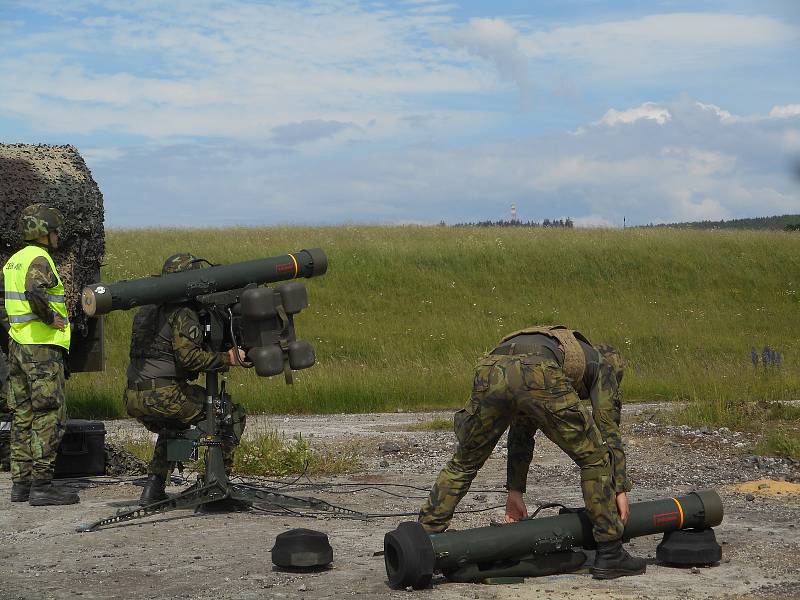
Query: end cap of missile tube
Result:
<box><xmin>271</xmin><ymin>528</ymin><xmax>333</xmax><ymax>569</ymax></box>
<box><xmin>384</xmin><ymin>521</ymin><xmax>435</xmax><ymax>589</ymax></box>
<box><xmin>302</xmin><ymin>248</ymin><xmax>328</xmax><ymax>277</ymax></box>
<box><xmin>691</xmin><ymin>489</ymin><xmax>724</xmax><ymax>528</ymax></box>
<box><xmin>81</xmin><ymin>284</ymin><xmax>113</xmax><ymax>316</ymax></box>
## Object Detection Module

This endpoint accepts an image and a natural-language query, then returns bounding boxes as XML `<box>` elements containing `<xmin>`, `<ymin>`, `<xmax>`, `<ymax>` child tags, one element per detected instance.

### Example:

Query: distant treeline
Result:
<box><xmin>645</xmin><ymin>214</ymin><xmax>800</xmax><ymax>231</ymax></box>
<box><xmin>452</xmin><ymin>218</ymin><xmax>574</xmax><ymax>228</ymax></box>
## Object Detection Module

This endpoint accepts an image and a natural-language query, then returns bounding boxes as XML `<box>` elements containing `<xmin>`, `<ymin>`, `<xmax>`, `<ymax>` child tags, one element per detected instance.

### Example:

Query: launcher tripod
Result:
<box><xmin>77</xmin><ymin>370</ymin><xmax>365</xmax><ymax>532</ymax></box>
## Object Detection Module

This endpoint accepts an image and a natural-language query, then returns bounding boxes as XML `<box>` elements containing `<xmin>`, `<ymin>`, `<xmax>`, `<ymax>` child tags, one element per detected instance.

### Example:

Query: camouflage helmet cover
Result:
<box><xmin>595</xmin><ymin>343</ymin><xmax>625</xmax><ymax>384</ymax></box>
<box><xmin>19</xmin><ymin>203</ymin><xmax>64</xmax><ymax>241</ymax></box>
<box><xmin>162</xmin><ymin>253</ymin><xmax>203</xmax><ymax>274</ymax></box>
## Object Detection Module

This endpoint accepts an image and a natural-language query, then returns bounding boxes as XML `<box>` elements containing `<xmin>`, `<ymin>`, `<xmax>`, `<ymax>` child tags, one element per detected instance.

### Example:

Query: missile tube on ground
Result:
<box><xmin>384</xmin><ymin>489</ymin><xmax>724</xmax><ymax>589</ymax></box>
<box><xmin>81</xmin><ymin>248</ymin><xmax>327</xmax><ymax>316</ymax></box>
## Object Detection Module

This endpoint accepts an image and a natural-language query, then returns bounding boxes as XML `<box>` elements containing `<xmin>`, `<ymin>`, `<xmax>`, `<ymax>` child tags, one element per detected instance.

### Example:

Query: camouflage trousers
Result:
<box><xmin>6</xmin><ymin>340</ymin><xmax>67</xmax><ymax>483</ymax></box>
<box><xmin>1</xmin><ymin>375</ymin><xmax>10</xmax><ymax>471</ymax></box>
<box><xmin>418</xmin><ymin>354</ymin><xmax>624</xmax><ymax>542</ymax></box>
<box><xmin>124</xmin><ymin>382</ymin><xmax>242</xmax><ymax>479</ymax></box>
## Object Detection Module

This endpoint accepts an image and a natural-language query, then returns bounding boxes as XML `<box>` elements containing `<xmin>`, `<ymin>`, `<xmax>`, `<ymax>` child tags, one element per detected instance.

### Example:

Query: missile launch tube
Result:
<box><xmin>384</xmin><ymin>489</ymin><xmax>723</xmax><ymax>589</ymax></box>
<box><xmin>81</xmin><ymin>248</ymin><xmax>327</xmax><ymax>316</ymax></box>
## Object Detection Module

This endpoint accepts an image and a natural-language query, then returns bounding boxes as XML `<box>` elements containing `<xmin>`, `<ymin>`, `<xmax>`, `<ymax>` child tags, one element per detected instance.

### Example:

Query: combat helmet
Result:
<box><xmin>19</xmin><ymin>204</ymin><xmax>64</xmax><ymax>242</ymax></box>
<box><xmin>161</xmin><ymin>253</ymin><xmax>204</xmax><ymax>275</ymax></box>
<box><xmin>595</xmin><ymin>343</ymin><xmax>625</xmax><ymax>384</ymax></box>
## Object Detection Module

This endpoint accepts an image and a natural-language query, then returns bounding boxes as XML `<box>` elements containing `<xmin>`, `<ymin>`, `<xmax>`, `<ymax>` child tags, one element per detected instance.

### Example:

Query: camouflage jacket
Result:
<box><xmin>506</xmin><ymin>347</ymin><xmax>631</xmax><ymax>494</ymax></box>
<box><xmin>168</xmin><ymin>306</ymin><xmax>229</xmax><ymax>375</ymax></box>
<box><xmin>0</xmin><ymin>245</ymin><xmax>61</xmax><ymax>328</ymax></box>
<box><xmin>127</xmin><ymin>303</ymin><xmax>229</xmax><ymax>383</ymax></box>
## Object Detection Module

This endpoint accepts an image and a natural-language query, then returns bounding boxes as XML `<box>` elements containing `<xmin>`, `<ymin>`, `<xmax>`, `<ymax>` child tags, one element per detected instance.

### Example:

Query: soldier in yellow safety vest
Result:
<box><xmin>0</xmin><ymin>204</ymin><xmax>79</xmax><ymax>505</ymax></box>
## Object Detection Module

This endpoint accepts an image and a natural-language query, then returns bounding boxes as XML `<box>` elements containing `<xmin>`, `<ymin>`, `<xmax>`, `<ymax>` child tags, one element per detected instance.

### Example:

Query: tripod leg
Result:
<box><xmin>77</xmin><ymin>481</ymin><xmax>228</xmax><ymax>532</ymax></box>
<box><xmin>229</xmin><ymin>483</ymin><xmax>368</xmax><ymax>519</ymax></box>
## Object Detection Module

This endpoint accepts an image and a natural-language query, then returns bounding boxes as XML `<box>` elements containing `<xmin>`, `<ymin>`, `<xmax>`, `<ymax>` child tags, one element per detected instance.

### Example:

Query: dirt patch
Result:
<box><xmin>1</xmin><ymin>407</ymin><xmax>799</xmax><ymax>600</ymax></box>
<box><xmin>732</xmin><ymin>479</ymin><xmax>800</xmax><ymax>497</ymax></box>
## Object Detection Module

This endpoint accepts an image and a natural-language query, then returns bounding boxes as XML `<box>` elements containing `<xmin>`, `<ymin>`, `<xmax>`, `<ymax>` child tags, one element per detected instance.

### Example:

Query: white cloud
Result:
<box><xmin>595</xmin><ymin>102</ymin><xmax>672</xmax><ymax>127</ymax></box>
<box><xmin>271</xmin><ymin>120</ymin><xmax>360</xmax><ymax>146</ymax></box>
<box><xmin>79</xmin><ymin>147</ymin><xmax>126</xmax><ymax>163</ymax></box>
<box><xmin>519</xmin><ymin>13</ymin><xmax>800</xmax><ymax>78</ymax></box>
<box><xmin>441</xmin><ymin>18</ymin><xmax>532</xmax><ymax>105</ymax></box>
<box><xmin>770</xmin><ymin>104</ymin><xmax>800</xmax><ymax>119</ymax></box>
<box><xmin>659</xmin><ymin>147</ymin><xmax>736</xmax><ymax>177</ymax></box>
<box><xmin>695</xmin><ymin>102</ymin><xmax>736</xmax><ymax>123</ymax></box>
<box><xmin>783</xmin><ymin>130</ymin><xmax>800</xmax><ymax>151</ymax></box>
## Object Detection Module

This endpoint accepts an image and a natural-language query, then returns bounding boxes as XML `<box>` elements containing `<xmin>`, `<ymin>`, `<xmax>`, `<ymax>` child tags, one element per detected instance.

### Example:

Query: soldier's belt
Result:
<box><xmin>127</xmin><ymin>377</ymin><xmax>178</xmax><ymax>391</ymax></box>
<box><xmin>490</xmin><ymin>344</ymin><xmax>558</xmax><ymax>361</ymax></box>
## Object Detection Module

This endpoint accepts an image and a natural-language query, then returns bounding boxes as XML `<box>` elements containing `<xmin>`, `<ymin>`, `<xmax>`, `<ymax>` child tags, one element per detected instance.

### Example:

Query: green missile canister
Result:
<box><xmin>384</xmin><ymin>489</ymin><xmax>724</xmax><ymax>589</ymax></box>
<box><xmin>81</xmin><ymin>248</ymin><xmax>327</xmax><ymax>316</ymax></box>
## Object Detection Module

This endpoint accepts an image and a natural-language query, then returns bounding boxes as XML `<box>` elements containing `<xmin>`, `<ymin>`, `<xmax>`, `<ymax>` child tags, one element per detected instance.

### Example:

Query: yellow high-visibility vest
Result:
<box><xmin>3</xmin><ymin>245</ymin><xmax>71</xmax><ymax>350</ymax></box>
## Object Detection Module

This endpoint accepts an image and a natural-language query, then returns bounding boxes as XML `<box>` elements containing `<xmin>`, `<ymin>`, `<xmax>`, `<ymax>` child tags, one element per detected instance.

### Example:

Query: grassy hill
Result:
<box><xmin>648</xmin><ymin>214</ymin><xmax>800</xmax><ymax>230</ymax></box>
<box><xmin>67</xmin><ymin>226</ymin><xmax>800</xmax><ymax>455</ymax></box>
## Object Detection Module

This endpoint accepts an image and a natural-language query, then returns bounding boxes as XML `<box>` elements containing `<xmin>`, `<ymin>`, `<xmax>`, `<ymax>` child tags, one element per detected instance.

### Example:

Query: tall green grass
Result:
<box><xmin>67</xmin><ymin>227</ymin><xmax>800</xmax><ymax>434</ymax></box>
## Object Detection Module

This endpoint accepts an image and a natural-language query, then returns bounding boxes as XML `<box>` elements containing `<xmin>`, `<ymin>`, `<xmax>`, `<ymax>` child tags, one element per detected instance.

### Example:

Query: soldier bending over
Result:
<box><xmin>418</xmin><ymin>326</ymin><xmax>646</xmax><ymax>579</ymax></box>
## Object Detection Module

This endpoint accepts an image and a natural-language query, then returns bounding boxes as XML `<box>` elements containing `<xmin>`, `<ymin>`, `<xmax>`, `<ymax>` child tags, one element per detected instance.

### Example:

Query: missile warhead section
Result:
<box><xmin>385</xmin><ymin>489</ymin><xmax>725</xmax><ymax>589</ymax></box>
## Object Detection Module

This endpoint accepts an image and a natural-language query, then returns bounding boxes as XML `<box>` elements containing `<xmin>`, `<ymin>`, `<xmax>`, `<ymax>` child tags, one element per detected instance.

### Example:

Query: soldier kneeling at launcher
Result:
<box><xmin>124</xmin><ymin>253</ymin><xmax>247</xmax><ymax>506</ymax></box>
<box><xmin>418</xmin><ymin>326</ymin><xmax>647</xmax><ymax>580</ymax></box>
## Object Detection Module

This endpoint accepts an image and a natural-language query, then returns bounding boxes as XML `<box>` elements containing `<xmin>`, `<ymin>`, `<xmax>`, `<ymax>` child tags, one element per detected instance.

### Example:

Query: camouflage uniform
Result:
<box><xmin>0</xmin><ymin>250</ymin><xmax>69</xmax><ymax>483</ymax></box>
<box><xmin>418</xmin><ymin>331</ymin><xmax>628</xmax><ymax>544</ymax></box>
<box><xmin>124</xmin><ymin>303</ymin><xmax>238</xmax><ymax>479</ymax></box>
<box><xmin>0</xmin><ymin>348</ymin><xmax>11</xmax><ymax>470</ymax></box>
<box><xmin>506</xmin><ymin>343</ymin><xmax>629</xmax><ymax>495</ymax></box>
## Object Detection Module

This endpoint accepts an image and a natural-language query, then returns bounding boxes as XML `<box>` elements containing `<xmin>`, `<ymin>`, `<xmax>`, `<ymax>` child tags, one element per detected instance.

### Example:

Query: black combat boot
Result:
<box><xmin>592</xmin><ymin>539</ymin><xmax>647</xmax><ymax>579</ymax></box>
<box><xmin>10</xmin><ymin>480</ymin><xmax>31</xmax><ymax>502</ymax></box>
<box><xmin>138</xmin><ymin>474</ymin><xmax>168</xmax><ymax>506</ymax></box>
<box><xmin>28</xmin><ymin>480</ymin><xmax>80</xmax><ymax>506</ymax></box>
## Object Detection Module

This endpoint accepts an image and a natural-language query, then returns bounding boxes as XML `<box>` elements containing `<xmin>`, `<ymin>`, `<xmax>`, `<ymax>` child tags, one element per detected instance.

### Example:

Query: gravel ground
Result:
<box><xmin>1</xmin><ymin>404</ymin><xmax>798</xmax><ymax>600</ymax></box>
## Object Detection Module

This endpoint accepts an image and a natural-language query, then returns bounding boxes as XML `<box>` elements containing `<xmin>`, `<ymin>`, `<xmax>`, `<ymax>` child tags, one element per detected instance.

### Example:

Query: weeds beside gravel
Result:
<box><xmin>667</xmin><ymin>397</ymin><xmax>800</xmax><ymax>459</ymax></box>
<box><xmin>399</xmin><ymin>417</ymin><xmax>452</xmax><ymax>431</ymax></box>
<box><xmin>121</xmin><ymin>429</ymin><xmax>362</xmax><ymax>476</ymax></box>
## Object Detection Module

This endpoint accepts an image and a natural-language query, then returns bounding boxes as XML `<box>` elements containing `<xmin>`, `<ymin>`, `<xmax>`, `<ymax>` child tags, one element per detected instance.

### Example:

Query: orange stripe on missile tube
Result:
<box><xmin>289</xmin><ymin>253</ymin><xmax>299</xmax><ymax>278</ymax></box>
<box><xmin>671</xmin><ymin>497</ymin><xmax>685</xmax><ymax>529</ymax></box>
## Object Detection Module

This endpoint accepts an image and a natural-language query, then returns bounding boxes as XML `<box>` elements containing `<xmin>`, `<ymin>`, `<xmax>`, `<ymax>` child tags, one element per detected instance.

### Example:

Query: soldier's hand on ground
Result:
<box><xmin>227</xmin><ymin>347</ymin><xmax>247</xmax><ymax>366</ymax></box>
<box><xmin>51</xmin><ymin>315</ymin><xmax>66</xmax><ymax>330</ymax></box>
<box><xmin>616</xmin><ymin>491</ymin><xmax>630</xmax><ymax>524</ymax></box>
<box><xmin>505</xmin><ymin>490</ymin><xmax>528</xmax><ymax>523</ymax></box>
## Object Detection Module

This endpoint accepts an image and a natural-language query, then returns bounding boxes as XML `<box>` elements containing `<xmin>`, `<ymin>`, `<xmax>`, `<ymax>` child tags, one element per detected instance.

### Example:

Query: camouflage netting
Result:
<box><xmin>0</xmin><ymin>144</ymin><xmax>105</xmax><ymax>334</ymax></box>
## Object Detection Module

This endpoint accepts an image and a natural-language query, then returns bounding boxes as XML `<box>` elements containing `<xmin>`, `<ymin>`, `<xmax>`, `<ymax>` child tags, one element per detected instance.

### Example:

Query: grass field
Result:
<box><xmin>66</xmin><ymin>226</ymin><xmax>800</xmax><ymax>456</ymax></box>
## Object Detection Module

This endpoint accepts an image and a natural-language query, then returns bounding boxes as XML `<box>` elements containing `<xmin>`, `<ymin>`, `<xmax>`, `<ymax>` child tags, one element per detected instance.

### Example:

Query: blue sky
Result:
<box><xmin>1</xmin><ymin>0</ymin><xmax>799</xmax><ymax>227</ymax></box>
